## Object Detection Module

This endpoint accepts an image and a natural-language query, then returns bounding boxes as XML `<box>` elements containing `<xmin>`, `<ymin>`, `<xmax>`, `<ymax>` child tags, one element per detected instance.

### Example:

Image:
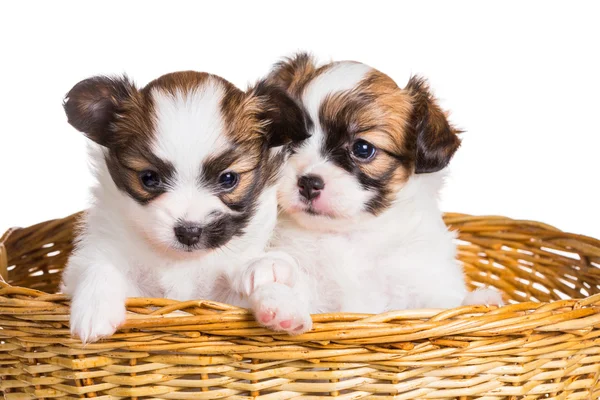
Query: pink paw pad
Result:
<box><xmin>279</xmin><ymin>319</ymin><xmax>293</xmax><ymax>329</ymax></box>
<box><xmin>259</xmin><ymin>310</ymin><xmax>275</xmax><ymax>323</ymax></box>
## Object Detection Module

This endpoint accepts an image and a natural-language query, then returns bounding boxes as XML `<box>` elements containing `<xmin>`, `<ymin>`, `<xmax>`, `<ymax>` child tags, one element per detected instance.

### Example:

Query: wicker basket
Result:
<box><xmin>1</xmin><ymin>212</ymin><xmax>600</xmax><ymax>400</ymax></box>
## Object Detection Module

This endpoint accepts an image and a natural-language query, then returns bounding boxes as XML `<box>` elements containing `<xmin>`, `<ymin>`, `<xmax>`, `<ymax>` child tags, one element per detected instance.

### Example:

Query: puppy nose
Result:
<box><xmin>174</xmin><ymin>223</ymin><xmax>202</xmax><ymax>246</ymax></box>
<box><xmin>298</xmin><ymin>174</ymin><xmax>325</xmax><ymax>200</ymax></box>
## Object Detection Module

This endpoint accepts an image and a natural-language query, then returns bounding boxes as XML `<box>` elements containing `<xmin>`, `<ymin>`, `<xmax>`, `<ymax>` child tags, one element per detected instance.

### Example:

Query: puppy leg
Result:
<box><xmin>231</xmin><ymin>251</ymin><xmax>312</xmax><ymax>334</ymax></box>
<box><xmin>62</xmin><ymin>249</ymin><xmax>131</xmax><ymax>343</ymax></box>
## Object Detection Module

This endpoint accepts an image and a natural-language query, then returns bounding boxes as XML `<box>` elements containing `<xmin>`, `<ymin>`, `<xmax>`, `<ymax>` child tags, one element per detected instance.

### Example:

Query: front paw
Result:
<box><xmin>250</xmin><ymin>283</ymin><xmax>312</xmax><ymax>335</ymax></box>
<box><xmin>70</xmin><ymin>295</ymin><xmax>126</xmax><ymax>343</ymax></box>
<box><xmin>240</xmin><ymin>253</ymin><xmax>296</xmax><ymax>297</ymax></box>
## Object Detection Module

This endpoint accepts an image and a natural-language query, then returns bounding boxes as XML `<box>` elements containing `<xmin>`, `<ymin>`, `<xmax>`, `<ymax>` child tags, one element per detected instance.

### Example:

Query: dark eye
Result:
<box><xmin>218</xmin><ymin>171</ymin><xmax>239</xmax><ymax>190</ymax></box>
<box><xmin>140</xmin><ymin>170</ymin><xmax>161</xmax><ymax>190</ymax></box>
<box><xmin>351</xmin><ymin>139</ymin><xmax>376</xmax><ymax>161</ymax></box>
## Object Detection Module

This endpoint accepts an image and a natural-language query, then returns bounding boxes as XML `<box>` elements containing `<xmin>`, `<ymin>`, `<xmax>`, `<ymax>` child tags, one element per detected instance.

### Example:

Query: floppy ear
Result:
<box><xmin>265</xmin><ymin>52</ymin><xmax>318</xmax><ymax>96</ymax></box>
<box><xmin>406</xmin><ymin>76</ymin><xmax>462</xmax><ymax>174</ymax></box>
<box><xmin>63</xmin><ymin>75</ymin><xmax>135</xmax><ymax>147</ymax></box>
<box><xmin>252</xmin><ymin>81</ymin><xmax>310</xmax><ymax>148</ymax></box>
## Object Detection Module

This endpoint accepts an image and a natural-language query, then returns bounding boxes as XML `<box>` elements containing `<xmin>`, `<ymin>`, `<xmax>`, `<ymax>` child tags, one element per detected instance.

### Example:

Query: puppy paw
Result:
<box><xmin>240</xmin><ymin>254</ymin><xmax>296</xmax><ymax>297</ymax></box>
<box><xmin>462</xmin><ymin>288</ymin><xmax>505</xmax><ymax>306</ymax></box>
<box><xmin>250</xmin><ymin>283</ymin><xmax>312</xmax><ymax>335</ymax></box>
<box><xmin>70</xmin><ymin>295</ymin><xmax>126</xmax><ymax>343</ymax></box>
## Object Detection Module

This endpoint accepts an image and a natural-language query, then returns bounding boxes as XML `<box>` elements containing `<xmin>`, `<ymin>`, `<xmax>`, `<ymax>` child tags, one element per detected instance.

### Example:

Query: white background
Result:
<box><xmin>1</xmin><ymin>1</ymin><xmax>598</xmax><ymax>238</ymax></box>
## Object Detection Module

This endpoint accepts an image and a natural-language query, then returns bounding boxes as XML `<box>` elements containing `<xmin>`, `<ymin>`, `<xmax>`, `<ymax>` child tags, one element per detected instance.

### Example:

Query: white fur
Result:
<box><xmin>230</xmin><ymin>173</ymin><xmax>471</xmax><ymax>335</ymax></box>
<box><xmin>61</xmin><ymin>81</ymin><xmax>278</xmax><ymax>343</ymax></box>
<box><xmin>277</xmin><ymin>148</ymin><xmax>373</xmax><ymax>227</ymax></box>
<box><xmin>302</xmin><ymin>62</ymin><xmax>372</xmax><ymax>120</ymax></box>
<box><xmin>152</xmin><ymin>82</ymin><xmax>228</xmax><ymax>174</ymax></box>
<box><xmin>277</xmin><ymin>173</ymin><xmax>468</xmax><ymax>310</ymax></box>
<box><xmin>462</xmin><ymin>288</ymin><xmax>505</xmax><ymax>306</ymax></box>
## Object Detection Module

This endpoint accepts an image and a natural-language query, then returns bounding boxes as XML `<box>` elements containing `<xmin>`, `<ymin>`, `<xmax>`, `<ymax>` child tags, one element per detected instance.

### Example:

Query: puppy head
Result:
<box><xmin>270</xmin><ymin>54</ymin><xmax>461</xmax><ymax>230</ymax></box>
<box><xmin>64</xmin><ymin>71</ymin><xmax>307</xmax><ymax>255</ymax></box>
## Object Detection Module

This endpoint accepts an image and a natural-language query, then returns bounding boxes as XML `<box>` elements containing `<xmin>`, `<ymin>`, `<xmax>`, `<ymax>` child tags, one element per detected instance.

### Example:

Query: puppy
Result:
<box><xmin>60</xmin><ymin>71</ymin><xmax>308</xmax><ymax>343</ymax></box>
<box><xmin>229</xmin><ymin>54</ymin><xmax>502</xmax><ymax>334</ymax></box>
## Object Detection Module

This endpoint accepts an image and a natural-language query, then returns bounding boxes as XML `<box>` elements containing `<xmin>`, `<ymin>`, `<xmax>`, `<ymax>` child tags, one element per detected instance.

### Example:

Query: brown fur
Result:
<box><xmin>144</xmin><ymin>71</ymin><xmax>211</xmax><ymax>97</ymax></box>
<box><xmin>265</xmin><ymin>53</ymin><xmax>320</xmax><ymax>98</ymax></box>
<box><xmin>319</xmin><ymin>69</ymin><xmax>414</xmax><ymax>179</ymax></box>
<box><xmin>220</xmin><ymin>82</ymin><xmax>266</xmax><ymax>145</ymax></box>
<box><xmin>405</xmin><ymin>76</ymin><xmax>462</xmax><ymax>174</ymax></box>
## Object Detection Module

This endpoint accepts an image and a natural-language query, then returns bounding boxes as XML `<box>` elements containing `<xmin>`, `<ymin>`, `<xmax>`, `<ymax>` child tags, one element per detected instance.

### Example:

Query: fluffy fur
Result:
<box><xmin>60</xmin><ymin>71</ymin><xmax>308</xmax><ymax>342</ymax></box>
<box><xmin>228</xmin><ymin>54</ymin><xmax>502</xmax><ymax>334</ymax></box>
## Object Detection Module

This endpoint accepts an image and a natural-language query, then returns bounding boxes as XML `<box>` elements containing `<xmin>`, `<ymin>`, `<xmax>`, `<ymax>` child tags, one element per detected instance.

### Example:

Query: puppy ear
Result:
<box><xmin>63</xmin><ymin>75</ymin><xmax>135</xmax><ymax>147</ymax></box>
<box><xmin>265</xmin><ymin>52</ymin><xmax>318</xmax><ymax>96</ymax></box>
<box><xmin>406</xmin><ymin>76</ymin><xmax>462</xmax><ymax>174</ymax></box>
<box><xmin>252</xmin><ymin>81</ymin><xmax>310</xmax><ymax>148</ymax></box>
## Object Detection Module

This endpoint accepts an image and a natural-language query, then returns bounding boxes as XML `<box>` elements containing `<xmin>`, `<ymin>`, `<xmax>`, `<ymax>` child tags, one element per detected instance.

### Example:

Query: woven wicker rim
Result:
<box><xmin>1</xmin><ymin>212</ymin><xmax>600</xmax><ymax>399</ymax></box>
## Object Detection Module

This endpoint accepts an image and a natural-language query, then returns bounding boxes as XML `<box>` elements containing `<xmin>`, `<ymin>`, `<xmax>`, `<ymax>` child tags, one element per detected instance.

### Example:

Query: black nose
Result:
<box><xmin>298</xmin><ymin>174</ymin><xmax>325</xmax><ymax>201</ymax></box>
<box><xmin>174</xmin><ymin>223</ymin><xmax>202</xmax><ymax>246</ymax></box>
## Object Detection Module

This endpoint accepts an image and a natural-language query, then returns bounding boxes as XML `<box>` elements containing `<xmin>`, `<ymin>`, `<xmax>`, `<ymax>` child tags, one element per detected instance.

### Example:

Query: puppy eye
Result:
<box><xmin>218</xmin><ymin>171</ymin><xmax>239</xmax><ymax>190</ymax></box>
<box><xmin>351</xmin><ymin>139</ymin><xmax>377</xmax><ymax>161</ymax></box>
<box><xmin>140</xmin><ymin>170</ymin><xmax>161</xmax><ymax>190</ymax></box>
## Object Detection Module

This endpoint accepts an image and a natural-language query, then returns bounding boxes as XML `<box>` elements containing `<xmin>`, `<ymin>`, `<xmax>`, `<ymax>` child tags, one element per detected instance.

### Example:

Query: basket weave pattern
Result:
<box><xmin>1</xmin><ymin>212</ymin><xmax>600</xmax><ymax>399</ymax></box>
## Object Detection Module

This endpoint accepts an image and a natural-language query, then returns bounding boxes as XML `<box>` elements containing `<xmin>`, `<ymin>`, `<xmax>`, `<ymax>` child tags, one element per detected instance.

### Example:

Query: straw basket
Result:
<box><xmin>1</xmin><ymin>212</ymin><xmax>600</xmax><ymax>400</ymax></box>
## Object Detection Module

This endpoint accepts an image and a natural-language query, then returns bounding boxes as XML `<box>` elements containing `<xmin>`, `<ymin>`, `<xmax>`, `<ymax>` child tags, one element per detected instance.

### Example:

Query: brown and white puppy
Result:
<box><xmin>60</xmin><ymin>71</ymin><xmax>308</xmax><ymax>342</ymax></box>
<box><xmin>229</xmin><ymin>54</ymin><xmax>502</xmax><ymax>334</ymax></box>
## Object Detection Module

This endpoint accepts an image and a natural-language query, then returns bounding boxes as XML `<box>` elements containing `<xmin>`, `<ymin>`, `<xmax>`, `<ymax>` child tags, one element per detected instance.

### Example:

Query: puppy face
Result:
<box><xmin>64</xmin><ymin>72</ymin><xmax>307</xmax><ymax>254</ymax></box>
<box><xmin>266</xmin><ymin>54</ymin><xmax>461</xmax><ymax>229</ymax></box>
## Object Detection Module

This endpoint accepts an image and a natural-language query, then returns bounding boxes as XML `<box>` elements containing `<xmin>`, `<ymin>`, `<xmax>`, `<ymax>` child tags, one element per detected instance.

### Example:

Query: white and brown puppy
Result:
<box><xmin>230</xmin><ymin>54</ymin><xmax>503</xmax><ymax>334</ymax></box>
<box><xmin>60</xmin><ymin>71</ymin><xmax>308</xmax><ymax>342</ymax></box>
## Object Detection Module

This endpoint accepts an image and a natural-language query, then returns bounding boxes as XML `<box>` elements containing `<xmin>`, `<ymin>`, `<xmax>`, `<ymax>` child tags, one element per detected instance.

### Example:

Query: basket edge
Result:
<box><xmin>0</xmin><ymin>226</ymin><xmax>18</xmax><ymax>282</ymax></box>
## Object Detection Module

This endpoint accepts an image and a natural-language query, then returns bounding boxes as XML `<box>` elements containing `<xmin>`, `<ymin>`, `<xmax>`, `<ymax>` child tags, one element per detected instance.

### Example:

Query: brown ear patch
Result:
<box><xmin>220</xmin><ymin>83</ymin><xmax>266</xmax><ymax>145</ymax></box>
<box><xmin>63</xmin><ymin>75</ymin><xmax>137</xmax><ymax>147</ymax></box>
<box><xmin>250</xmin><ymin>81</ymin><xmax>310</xmax><ymax>148</ymax></box>
<box><xmin>406</xmin><ymin>76</ymin><xmax>461</xmax><ymax>174</ymax></box>
<box><xmin>265</xmin><ymin>52</ymin><xmax>319</xmax><ymax>98</ymax></box>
